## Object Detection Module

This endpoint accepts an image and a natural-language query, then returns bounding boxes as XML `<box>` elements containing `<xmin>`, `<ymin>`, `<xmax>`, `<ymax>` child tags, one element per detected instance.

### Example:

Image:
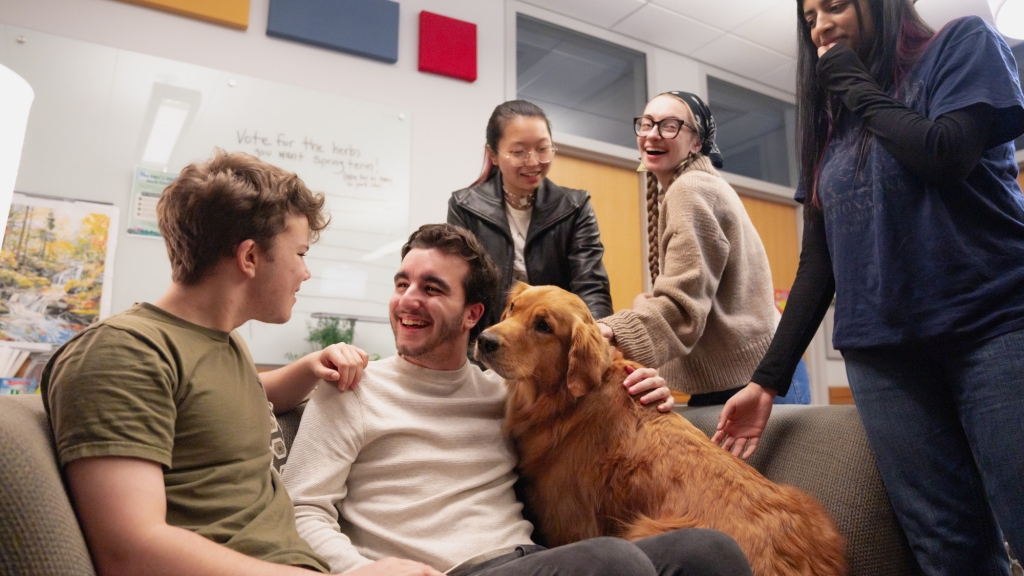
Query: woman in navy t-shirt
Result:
<box><xmin>713</xmin><ymin>0</ymin><xmax>1024</xmax><ymax>573</ymax></box>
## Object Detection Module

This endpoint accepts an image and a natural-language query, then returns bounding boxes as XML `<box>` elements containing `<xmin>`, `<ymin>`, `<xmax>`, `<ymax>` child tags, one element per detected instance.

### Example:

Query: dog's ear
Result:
<box><xmin>508</xmin><ymin>282</ymin><xmax>530</xmax><ymax>301</ymax></box>
<box><xmin>566</xmin><ymin>316</ymin><xmax>610</xmax><ymax>398</ymax></box>
<box><xmin>502</xmin><ymin>282</ymin><xmax>531</xmax><ymax>320</ymax></box>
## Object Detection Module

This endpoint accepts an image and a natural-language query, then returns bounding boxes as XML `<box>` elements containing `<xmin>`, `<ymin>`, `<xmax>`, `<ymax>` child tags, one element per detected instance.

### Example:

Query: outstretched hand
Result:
<box><xmin>711</xmin><ymin>382</ymin><xmax>776</xmax><ymax>459</ymax></box>
<box><xmin>623</xmin><ymin>365</ymin><xmax>675</xmax><ymax>412</ymax></box>
<box><xmin>313</xmin><ymin>343</ymin><xmax>369</xmax><ymax>391</ymax></box>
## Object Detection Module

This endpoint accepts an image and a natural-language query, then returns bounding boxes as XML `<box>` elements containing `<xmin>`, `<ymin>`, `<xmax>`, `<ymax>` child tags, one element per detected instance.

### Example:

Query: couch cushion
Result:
<box><xmin>276</xmin><ymin>400</ymin><xmax>306</xmax><ymax>462</ymax></box>
<box><xmin>677</xmin><ymin>404</ymin><xmax>922</xmax><ymax>576</ymax></box>
<box><xmin>0</xmin><ymin>395</ymin><xmax>95</xmax><ymax>576</ymax></box>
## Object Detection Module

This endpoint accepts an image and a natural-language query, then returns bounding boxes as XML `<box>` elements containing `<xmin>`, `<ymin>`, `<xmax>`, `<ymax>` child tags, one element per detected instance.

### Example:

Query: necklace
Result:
<box><xmin>503</xmin><ymin>186</ymin><xmax>535</xmax><ymax>210</ymax></box>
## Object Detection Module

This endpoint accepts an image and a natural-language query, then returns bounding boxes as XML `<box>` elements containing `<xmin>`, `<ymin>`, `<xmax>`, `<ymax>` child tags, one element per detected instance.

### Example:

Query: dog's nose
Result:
<box><xmin>476</xmin><ymin>332</ymin><xmax>501</xmax><ymax>355</ymax></box>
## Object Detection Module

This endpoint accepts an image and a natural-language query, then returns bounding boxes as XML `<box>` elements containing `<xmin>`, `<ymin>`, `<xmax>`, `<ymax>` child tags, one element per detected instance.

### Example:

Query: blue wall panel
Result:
<box><xmin>267</xmin><ymin>0</ymin><xmax>399</xmax><ymax>64</ymax></box>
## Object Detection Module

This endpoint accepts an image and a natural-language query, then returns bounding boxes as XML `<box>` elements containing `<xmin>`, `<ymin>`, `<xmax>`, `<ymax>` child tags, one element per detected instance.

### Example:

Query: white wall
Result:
<box><xmin>2</xmin><ymin>0</ymin><xmax>507</xmax><ymax>359</ymax></box>
<box><xmin>1</xmin><ymin>0</ymin><xmax>815</xmax><ymax>373</ymax></box>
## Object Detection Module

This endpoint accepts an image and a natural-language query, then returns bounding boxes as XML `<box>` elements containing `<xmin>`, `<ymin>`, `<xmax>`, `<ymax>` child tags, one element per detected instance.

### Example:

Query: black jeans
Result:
<box><xmin>455</xmin><ymin>529</ymin><xmax>752</xmax><ymax>576</ymax></box>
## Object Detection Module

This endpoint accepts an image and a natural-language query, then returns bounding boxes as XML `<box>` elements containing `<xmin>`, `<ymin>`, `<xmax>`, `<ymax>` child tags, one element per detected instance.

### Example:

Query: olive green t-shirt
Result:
<box><xmin>42</xmin><ymin>303</ymin><xmax>328</xmax><ymax>572</ymax></box>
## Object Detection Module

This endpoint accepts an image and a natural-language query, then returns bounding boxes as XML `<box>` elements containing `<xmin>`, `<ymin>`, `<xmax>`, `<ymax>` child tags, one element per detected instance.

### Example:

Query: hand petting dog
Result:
<box><xmin>623</xmin><ymin>365</ymin><xmax>674</xmax><ymax>412</ymax></box>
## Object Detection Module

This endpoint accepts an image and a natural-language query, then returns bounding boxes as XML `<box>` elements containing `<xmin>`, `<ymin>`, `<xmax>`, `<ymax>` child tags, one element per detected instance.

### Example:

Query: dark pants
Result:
<box><xmin>456</xmin><ymin>529</ymin><xmax>753</xmax><ymax>576</ymax></box>
<box><xmin>844</xmin><ymin>328</ymin><xmax>1024</xmax><ymax>576</ymax></box>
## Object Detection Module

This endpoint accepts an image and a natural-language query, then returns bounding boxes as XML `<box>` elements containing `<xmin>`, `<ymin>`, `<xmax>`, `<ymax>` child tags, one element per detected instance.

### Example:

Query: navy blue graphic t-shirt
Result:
<box><xmin>802</xmin><ymin>17</ymin><xmax>1024</xmax><ymax>348</ymax></box>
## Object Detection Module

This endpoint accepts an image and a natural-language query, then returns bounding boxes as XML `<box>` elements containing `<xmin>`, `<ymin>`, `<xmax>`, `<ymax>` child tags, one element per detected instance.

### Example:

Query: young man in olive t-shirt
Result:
<box><xmin>42</xmin><ymin>151</ymin><xmax>443</xmax><ymax>576</ymax></box>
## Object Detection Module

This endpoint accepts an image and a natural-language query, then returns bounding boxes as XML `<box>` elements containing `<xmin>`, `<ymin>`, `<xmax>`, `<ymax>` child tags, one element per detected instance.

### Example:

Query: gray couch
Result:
<box><xmin>0</xmin><ymin>394</ymin><xmax>922</xmax><ymax>575</ymax></box>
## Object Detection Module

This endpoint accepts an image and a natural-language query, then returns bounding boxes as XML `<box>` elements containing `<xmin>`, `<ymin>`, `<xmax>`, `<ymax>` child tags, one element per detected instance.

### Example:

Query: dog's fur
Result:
<box><xmin>476</xmin><ymin>284</ymin><xmax>846</xmax><ymax>576</ymax></box>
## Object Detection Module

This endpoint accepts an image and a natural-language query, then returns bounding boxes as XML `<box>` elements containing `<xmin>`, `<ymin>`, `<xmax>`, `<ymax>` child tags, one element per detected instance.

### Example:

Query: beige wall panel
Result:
<box><xmin>734</xmin><ymin>189</ymin><xmax>800</xmax><ymax>292</ymax></box>
<box><xmin>546</xmin><ymin>155</ymin><xmax>644</xmax><ymax>313</ymax></box>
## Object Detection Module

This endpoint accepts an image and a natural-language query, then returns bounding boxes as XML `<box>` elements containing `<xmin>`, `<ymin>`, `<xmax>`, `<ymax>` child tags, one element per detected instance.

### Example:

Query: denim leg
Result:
<box><xmin>844</xmin><ymin>345</ymin><xmax>1010</xmax><ymax>576</ymax></box>
<box><xmin>466</xmin><ymin>537</ymin><xmax>655</xmax><ymax>576</ymax></box>
<box><xmin>775</xmin><ymin>359</ymin><xmax>811</xmax><ymax>405</ymax></box>
<box><xmin>632</xmin><ymin>529</ymin><xmax>753</xmax><ymax>576</ymax></box>
<box><xmin>938</xmin><ymin>329</ymin><xmax>1024</xmax><ymax>560</ymax></box>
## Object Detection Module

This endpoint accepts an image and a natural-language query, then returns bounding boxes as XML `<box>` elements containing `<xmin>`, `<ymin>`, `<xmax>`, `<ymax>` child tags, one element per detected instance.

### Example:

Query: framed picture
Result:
<box><xmin>0</xmin><ymin>193</ymin><xmax>119</xmax><ymax>345</ymax></box>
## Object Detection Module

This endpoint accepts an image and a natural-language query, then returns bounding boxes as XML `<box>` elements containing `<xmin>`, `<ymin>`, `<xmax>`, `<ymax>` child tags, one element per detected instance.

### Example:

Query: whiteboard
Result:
<box><xmin>1</xmin><ymin>25</ymin><xmax>410</xmax><ymax>363</ymax></box>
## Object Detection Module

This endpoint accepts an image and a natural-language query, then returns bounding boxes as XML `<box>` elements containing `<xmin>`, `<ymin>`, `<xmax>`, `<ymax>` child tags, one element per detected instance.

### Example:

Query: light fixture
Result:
<box><xmin>141</xmin><ymin>100</ymin><xmax>190</xmax><ymax>165</ymax></box>
<box><xmin>137</xmin><ymin>83</ymin><xmax>202</xmax><ymax>169</ymax></box>
<box><xmin>0</xmin><ymin>64</ymin><xmax>34</xmax><ymax>243</ymax></box>
<box><xmin>989</xmin><ymin>0</ymin><xmax>1024</xmax><ymax>39</ymax></box>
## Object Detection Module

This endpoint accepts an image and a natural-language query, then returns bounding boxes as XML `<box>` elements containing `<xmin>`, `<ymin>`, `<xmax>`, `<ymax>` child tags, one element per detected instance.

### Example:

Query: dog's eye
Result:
<box><xmin>534</xmin><ymin>318</ymin><xmax>552</xmax><ymax>334</ymax></box>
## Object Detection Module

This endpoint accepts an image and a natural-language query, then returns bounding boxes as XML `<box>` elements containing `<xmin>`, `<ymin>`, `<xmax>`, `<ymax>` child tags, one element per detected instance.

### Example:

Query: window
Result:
<box><xmin>707</xmin><ymin>77</ymin><xmax>797</xmax><ymax>188</ymax></box>
<box><xmin>517</xmin><ymin>14</ymin><xmax>647</xmax><ymax>149</ymax></box>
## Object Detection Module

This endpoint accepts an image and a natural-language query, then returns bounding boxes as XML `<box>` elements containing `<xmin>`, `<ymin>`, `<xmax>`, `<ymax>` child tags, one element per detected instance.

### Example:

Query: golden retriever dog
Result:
<box><xmin>475</xmin><ymin>283</ymin><xmax>846</xmax><ymax>576</ymax></box>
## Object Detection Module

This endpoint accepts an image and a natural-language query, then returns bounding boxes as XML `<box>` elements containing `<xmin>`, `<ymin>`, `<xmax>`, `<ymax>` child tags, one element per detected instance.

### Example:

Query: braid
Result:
<box><xmin>646</xmin><ymin>172</ymin><xmax>660</xmax><ymax>284</ymax></box>
<box><xmin>646</xmin><ymin>156</ymin><xmax>693</xmax><ymax>286</ymax></box>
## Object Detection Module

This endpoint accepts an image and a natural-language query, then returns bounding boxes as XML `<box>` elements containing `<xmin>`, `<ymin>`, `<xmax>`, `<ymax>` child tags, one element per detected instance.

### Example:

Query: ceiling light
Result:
<box><xmin>989</xmin><ymin>0</ymin><xmax>1024</xmax><ymax>39</ymax></box>
<box><xmin>0</xmin><ymin>64</ymin><xmax>34</xmax><ymax>243</ymax></box>
<box><xmin>141</xmin><ymin>100</ymin><xmax>190</xmax><ymax>166</ymax></box>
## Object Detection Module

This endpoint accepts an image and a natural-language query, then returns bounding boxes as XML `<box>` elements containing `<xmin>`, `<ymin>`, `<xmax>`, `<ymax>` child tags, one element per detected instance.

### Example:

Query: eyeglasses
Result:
<box><xmin>503</xmin><ymin>145</ymin><xmax>557</xmax><ymax>167</ymax></box>
<box><xmin>633</xmin><ymin>117</ymin><xmax>696</xmax><ymax>139</ymax></box>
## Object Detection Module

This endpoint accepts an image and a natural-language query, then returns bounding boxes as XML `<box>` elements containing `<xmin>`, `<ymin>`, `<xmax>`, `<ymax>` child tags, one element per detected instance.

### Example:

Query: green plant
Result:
<box><xmin>307</xmin><ymin>317</ymin><xmax>355</xmax><ymax>349</ymax></box>
<box><xmin>286</xmin><ymin>317</ymin><xmax>356</xmax><ymax>361</ymax></box>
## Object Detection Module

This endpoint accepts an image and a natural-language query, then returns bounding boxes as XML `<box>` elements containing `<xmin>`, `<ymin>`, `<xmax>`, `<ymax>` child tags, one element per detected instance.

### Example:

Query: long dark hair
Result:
<box><xmin>471</xmin><ymin>100</ymin><xmax>552</xmax><ymax>186</ymax></box>
<box><xmin>796</xmin><ymin>0</ymin><xmax>933</xmax><ymax>206</ymax></box>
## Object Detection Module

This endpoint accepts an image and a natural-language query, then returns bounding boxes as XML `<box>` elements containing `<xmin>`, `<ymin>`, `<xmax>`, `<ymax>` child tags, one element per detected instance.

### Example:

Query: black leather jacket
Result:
<box><xmin>448</xmin><ymin>174</ymin><xmax>613</xmax><ymax>331</ymax></box>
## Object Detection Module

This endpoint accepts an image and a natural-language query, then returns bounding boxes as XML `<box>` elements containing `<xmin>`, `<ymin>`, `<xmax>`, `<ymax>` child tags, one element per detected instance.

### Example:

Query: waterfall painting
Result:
<box><xmin>0</xmin><ymin>193</ymin><xmax>119</xmax><ymax>345</ymax></box>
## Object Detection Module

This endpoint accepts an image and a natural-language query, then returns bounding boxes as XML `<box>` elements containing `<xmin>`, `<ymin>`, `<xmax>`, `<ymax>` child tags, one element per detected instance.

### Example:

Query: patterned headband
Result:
<box><xmin>662</xmin><ymin>91</ymin><xmax>725</xmax><ymax>169</ymax></box>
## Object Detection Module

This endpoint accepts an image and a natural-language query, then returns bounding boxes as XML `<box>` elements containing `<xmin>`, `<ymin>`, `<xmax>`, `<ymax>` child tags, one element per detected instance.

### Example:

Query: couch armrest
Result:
<box><xmin>0</xmin><ymin>395</ymin><xmax>96</xmax><ymax>576</ymax></box>
<box><xmin>676</xmin><ymin>404</ymin><xmax>922</xmax><ymax>576</ymax></box>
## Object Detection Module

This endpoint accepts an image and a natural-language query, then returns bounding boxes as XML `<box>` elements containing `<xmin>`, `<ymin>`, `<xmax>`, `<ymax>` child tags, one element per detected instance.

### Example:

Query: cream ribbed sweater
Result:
<box><xmin>281</xmin><ymin>355</ymin><xmax>534</xmax><ymax>574</ymax></box>
<box><xmin>601</xmin><ymin>155</ymin><xmax>775</xmax><ymax>395</ymax></box>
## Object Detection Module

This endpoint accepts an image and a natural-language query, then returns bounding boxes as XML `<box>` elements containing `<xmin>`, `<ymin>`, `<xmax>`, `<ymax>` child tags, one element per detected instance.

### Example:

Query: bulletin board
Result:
<box><xmin>0</xmin><ymin>25</ymin><xmax>411</xmax><ymax>363</ymax></box>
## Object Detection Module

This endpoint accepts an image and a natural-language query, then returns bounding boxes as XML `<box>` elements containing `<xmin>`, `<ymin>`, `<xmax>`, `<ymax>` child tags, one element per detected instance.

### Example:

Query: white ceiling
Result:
<box><xmin>516</xmin><ymin>0</ymin><xmax>1010</xmax><ymax>94</ymax></box>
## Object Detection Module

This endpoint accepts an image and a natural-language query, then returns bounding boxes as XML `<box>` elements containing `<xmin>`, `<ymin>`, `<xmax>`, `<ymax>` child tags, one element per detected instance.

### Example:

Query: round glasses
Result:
<box><xmin>503</xmin><ymin>145</ymin><xmax>557</xmax><ymax>168</ymax></box>
<box><xmin>633</xmin><ymin>117</ymin><xmax>696</xmax><ymax>139</ymax></box>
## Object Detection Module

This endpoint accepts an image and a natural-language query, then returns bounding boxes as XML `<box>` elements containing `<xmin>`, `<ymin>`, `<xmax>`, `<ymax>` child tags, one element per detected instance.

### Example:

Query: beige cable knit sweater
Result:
<box><xmin>601</xmin><ymin>155</ymin><xmax>775</xmax><ymax>395</ymax></box>
<box><xmin>282</xmin><ymin>355</ymin><xmax>534</xmax><ymax>574</ymax></box>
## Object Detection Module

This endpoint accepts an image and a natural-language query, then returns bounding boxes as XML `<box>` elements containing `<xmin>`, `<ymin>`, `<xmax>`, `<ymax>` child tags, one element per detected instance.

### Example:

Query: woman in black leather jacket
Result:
<box><xmin>448</xmin><ymin>100</ymin><xmax>612</xmax><ymax>333</ymax></box>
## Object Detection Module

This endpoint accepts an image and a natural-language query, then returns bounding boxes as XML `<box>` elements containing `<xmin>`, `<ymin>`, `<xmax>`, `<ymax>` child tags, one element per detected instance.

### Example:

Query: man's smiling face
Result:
<box><xmin>389</xmin><ymin>247</ymin><xmax>476</xmax><ymax>370</ymax></box>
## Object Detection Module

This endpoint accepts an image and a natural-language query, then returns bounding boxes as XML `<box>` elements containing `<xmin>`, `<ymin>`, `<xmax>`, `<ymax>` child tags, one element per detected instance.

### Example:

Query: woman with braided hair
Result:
<box><xmin>597</xmin><ymin>92</ymin><xmax>776</xmax><ymax>405</ymax></box>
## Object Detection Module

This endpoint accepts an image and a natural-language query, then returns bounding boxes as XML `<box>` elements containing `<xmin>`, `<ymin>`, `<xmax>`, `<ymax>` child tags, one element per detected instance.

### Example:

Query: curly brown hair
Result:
<box><xmin>157</xmin><ymin>149</ymin><xmax>329</xmax><ymax>285</ymax></box>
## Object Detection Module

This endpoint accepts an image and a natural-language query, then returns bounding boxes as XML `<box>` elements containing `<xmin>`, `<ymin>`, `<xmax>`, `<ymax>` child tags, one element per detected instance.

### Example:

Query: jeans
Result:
<box><xmin>457</xmin><ymin>529</ymin><xmax>753</xmax><ymax>576</ymax></box>
<box><xmin>774</xmin><ymin>358</ymin><xmax>811</xmax><ymax>405</ymax></box>
<box><xmin>843</xmin><ymin>328</ymin><xmax>1024</xmax><ymax>576</ymax></box>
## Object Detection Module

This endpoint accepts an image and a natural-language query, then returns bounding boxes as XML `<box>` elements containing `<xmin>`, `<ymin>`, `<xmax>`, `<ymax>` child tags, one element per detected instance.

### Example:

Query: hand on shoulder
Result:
<box><xmin>310</xmin><ymin>343</ymin><xmax>369</xmax><ymax>391</ymax></box>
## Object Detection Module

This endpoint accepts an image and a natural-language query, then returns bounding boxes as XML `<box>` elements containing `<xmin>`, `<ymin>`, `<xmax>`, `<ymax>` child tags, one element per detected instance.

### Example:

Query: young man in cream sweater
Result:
<box><xmin>283</xmin><ymin>223</ymin><xmax>754</xmax><ymax>576</ymax></box>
